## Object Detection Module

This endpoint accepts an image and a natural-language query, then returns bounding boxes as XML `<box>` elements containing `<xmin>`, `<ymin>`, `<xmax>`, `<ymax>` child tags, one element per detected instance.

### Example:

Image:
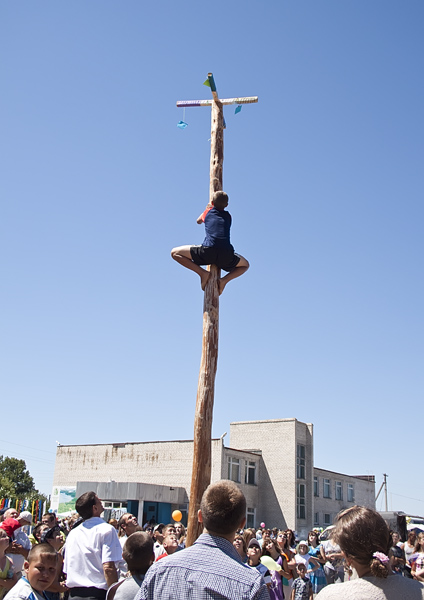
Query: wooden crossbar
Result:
<box><xmin>176</xmin><ymin>96</ymin><xmax>258</xmax><ymax>108</ymax></box>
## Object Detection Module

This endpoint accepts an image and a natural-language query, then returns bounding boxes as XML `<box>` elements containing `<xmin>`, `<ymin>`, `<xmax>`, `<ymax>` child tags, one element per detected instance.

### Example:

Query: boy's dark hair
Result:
<box><xmin>212</xmin><ymin>191</ymin><xmax>229</xmax><ymax>210</ymax></box>
<box><xmin>75</xmin><ymin>491</ymin><xmax>97</xmax><ymax>520</ymax></box>
<box><xmin>28</xmin><ymin>543</ymin><xmax>58</xmax><ymax>564</ymax></box>
<box><xmin>122</xmin><ymin>532</ymin><xmax>154</xmax><ymax>575</ymax></box>
<box><xmin>41</xmin><ymin>525</ymin><xmax>61</xmax><ymax>543</ymax></box>
<box><xmin>200</xmin><ymin>480</ymin><xmax>246</xmax><ymax>535</ymax></box>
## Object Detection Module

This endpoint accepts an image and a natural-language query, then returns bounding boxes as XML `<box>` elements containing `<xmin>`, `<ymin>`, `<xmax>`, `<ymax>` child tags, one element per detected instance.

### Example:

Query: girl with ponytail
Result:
<box><xmin>315</xmin><ymin>506</ymin><xmax>424</xmax><ymax>599</ymax></box>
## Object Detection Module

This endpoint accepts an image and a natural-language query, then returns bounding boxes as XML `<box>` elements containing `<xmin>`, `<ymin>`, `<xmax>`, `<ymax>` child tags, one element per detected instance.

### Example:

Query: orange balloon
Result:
<box><xmin>172</xmin><ymin>510</ymin><xmax>182</xmax><ymax>522</ymax></box>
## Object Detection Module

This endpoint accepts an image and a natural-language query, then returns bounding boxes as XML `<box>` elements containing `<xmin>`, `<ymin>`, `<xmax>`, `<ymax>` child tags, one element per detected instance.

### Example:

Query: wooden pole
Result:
<box><xmin>185</xmin><ymin>266</ymin><xmax>220</xmax><ymax>545</ymax></box>
<box><xmin>186</xmin><ymin>80</ymin><xmax>224</xmax><ymax>547</ymax></box>
<box><xmin>179</xmin><ymin>74</ymin><xmax>257</xmax><ymax>546</ymax></box>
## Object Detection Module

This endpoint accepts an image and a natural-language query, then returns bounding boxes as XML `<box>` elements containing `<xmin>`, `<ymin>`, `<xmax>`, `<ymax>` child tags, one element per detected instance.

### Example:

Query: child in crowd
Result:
<box><xmin>247</xmin><ymin>539</ymin><xmax>272</xmax><ymax>587</ymax></box>
<box><xmin>293</xmin><ymin>541</ymin><xmax>320</xmax><ymax>575</ymax></box>
<box><xmin>106</xmin><ymin>532</ymin><xmax>154</xmax><ymax>600</ymax></box>
<box><xmin>4</xmin><ymin>544</ymin><xmax>58</xmax><ymax>600</ymax></box>
<box><xmin>291</xmin><ymin>563</ymin><xmax>313</xmax><ymax>600</ymax></box>
<box><xmin>156</xmin><ymin>533</ymin><xmax>179</xmax><ymax>561</ymax></box>
<box><xmin>171</xmin><ymin>191</ymin><xmax>249</xmax><ymax>295</ymax></box>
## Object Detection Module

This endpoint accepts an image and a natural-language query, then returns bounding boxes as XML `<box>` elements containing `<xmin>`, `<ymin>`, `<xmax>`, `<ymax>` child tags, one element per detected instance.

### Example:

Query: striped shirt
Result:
<box><xmin>136</xmin><ymin>533</ymin><xmax>270</xmax><ymax>600</ymax></box>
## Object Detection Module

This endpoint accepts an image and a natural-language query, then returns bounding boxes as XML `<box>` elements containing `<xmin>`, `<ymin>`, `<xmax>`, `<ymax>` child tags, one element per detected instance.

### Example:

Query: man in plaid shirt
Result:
<box><xmin>136</xmin><ymin>480</ymin><xmax>270</xmax><ymax>600</ymax></box>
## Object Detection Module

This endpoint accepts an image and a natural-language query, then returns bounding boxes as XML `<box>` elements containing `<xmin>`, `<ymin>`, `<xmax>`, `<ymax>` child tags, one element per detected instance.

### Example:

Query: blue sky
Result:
<box><xmin>1</xmin><ymin>1</ymin><xmax>423</xmax><ymax>518</ymax></box>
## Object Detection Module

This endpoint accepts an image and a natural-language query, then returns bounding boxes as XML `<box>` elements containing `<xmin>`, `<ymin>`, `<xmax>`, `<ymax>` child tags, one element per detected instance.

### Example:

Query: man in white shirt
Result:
<box><xmin>64</xmin><ymin>492</ymin><xmax>122</xmax><ymax>600</ymax></box>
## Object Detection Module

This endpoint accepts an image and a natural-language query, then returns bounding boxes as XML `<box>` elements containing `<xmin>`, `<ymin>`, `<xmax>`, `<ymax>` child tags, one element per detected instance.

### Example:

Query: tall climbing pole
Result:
<box><xmin>177</xmin><ymin>74</ymin><xmax>258</xmax><ymax>546</ymax></box>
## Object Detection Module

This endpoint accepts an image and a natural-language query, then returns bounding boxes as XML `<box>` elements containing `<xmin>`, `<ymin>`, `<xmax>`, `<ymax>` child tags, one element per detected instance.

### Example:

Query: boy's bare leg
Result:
<box><xmin>171</xmin><ymin>245</ymin><xmax>211</xmax><ymax>290</ymax></box>
<box><xmin>218</xmin><ymin>255</ymin><xmax>249</xmax><ymax>295</ymax></box>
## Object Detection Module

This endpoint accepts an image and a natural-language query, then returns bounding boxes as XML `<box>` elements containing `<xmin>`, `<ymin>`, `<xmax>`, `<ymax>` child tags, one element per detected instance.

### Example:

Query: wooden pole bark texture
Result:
<box><xmin>186</xmin><ymin>98</ymin><xmax>224</xmax><ymax>547</ymax></box>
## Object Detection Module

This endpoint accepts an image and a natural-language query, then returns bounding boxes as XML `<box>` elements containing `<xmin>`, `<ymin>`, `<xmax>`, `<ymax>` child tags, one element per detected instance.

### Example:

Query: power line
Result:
<box><xmin>390</xmin><ymin>492</ymin><xmax>424</xmax><ymax>504</ymax></box>
<box><xmin>0</xmin><ymin>439</ymin><xmax>55</xmax><ymax>454</ymax></box>
<box><xmin>0</xmin><ymin>451</ymin><xmax>54</xmax><ymax>465</ymax></box>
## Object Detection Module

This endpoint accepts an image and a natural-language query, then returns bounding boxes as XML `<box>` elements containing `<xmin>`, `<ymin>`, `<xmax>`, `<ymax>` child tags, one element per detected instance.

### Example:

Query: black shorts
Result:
<box><xmin>190</xmin><ymin>245</ymin><xmax>240</xmax><ymax>272</ymax></box>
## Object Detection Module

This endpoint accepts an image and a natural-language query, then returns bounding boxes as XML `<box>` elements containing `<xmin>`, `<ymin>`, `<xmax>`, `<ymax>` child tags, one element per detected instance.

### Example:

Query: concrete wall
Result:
<box><xmin>53</xmin><ymin>440</ymin><xmax>196</xmax><ymax>490</ymax></box>
<box><xmin>230</xmin><ymin>418</ymin><xmax>313</xmax><ymax>532</ymax></box>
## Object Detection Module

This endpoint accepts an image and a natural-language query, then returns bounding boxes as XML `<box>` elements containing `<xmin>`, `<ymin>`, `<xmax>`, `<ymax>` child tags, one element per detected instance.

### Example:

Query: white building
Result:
<box><xmin>52</xmin><ymin>418</ymin><xmax>375</xmax><ymax>536</ymax></box>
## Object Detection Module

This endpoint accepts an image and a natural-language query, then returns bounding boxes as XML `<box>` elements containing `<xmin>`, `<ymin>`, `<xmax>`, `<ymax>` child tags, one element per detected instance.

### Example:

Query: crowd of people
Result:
<box><xmin>0</xmin><ymin>486</ymin><xmax>424</xmax><ymax>600</ymax></box>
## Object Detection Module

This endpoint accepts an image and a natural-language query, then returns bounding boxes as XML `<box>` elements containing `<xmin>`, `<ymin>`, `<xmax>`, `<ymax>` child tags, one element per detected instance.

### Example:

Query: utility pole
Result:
<box><xmin>177</xmin><ymin>74</ymin><xmax>258</xmax><ymax>546</ymax></box>
<box><xmin>375</xmin><ymin>473</ymin><xmax>388</xmax><ymax>511</ymax></box>
<box><xmin>384</xmin><ymin>473</ymin><xmax>388</xmax><ymax>511</ymax></box>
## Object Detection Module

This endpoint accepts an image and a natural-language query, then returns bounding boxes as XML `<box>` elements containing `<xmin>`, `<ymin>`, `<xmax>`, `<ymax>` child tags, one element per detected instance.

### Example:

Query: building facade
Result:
<box><xmin>313</xmin><ymin>467</ymin><xmax>376</xmax><ymax>530</ymax></box>
<box><xmin>52</xmin><ymin>418</ymin><xmax>375</xmax><ymax>536</ymax></box>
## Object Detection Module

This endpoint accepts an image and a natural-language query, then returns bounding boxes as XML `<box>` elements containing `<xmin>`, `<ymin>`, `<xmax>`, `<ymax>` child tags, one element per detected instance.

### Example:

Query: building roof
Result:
<box><xmin>56</xmin><ymin>438</ymin><xmax>225</xmax><ymax>448</ymax></box>
<box><xmin>315</xmin><ymin>466</ymin><xmax>375</xmax><ymax>482</ymax></box>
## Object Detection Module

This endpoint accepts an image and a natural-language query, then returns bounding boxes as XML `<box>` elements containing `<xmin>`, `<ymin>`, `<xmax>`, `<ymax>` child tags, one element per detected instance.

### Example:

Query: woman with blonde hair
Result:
<box><xmin>316</xmin><ymin>506</ymin><xmax>424</xmax><ymax>599</ymax></box>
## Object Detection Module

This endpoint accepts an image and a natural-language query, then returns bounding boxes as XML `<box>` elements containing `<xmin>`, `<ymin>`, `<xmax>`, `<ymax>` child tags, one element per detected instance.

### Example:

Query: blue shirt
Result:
<box><xmin>136</xmin><ymin>533</ymin><xmax>270</xmax><ymax>600</ymax></box>
<box><xmin>203</xmin><ymin>208</ymin><xmax>232</xmax><ymax>248</ymax></box>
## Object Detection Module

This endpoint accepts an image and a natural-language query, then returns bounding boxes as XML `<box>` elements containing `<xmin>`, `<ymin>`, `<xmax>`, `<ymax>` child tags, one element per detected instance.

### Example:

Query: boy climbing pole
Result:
<box><xmin>171</xmin><ymin>191</ymin><xmax>249</xmax><ymax>295</ymax></box>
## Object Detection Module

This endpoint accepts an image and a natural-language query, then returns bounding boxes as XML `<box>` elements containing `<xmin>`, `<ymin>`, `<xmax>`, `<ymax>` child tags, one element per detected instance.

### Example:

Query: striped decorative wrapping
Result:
<box><xmin>177</xmin><ymin>96</ymin><xmax>258</xmax><ymax>108</ymax></box>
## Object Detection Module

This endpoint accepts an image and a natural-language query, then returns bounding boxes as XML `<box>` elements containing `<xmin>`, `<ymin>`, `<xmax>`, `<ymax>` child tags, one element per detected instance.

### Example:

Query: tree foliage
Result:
<box><xmin>0</xmin><ymin>475</ymin><xmax>15</xmax><ymax>499</ymax></box>
<box><xmin>0</xmin><ymin>455</ymin><xmax>37</xmax><ymax>498</ymax></box>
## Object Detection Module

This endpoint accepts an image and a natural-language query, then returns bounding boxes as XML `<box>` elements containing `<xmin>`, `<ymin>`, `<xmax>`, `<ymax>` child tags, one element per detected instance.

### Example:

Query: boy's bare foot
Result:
<box><xmin>200</xmin><ymin>270</ymin><xmax>211</xmax><ymax>291</ymax></box>
<box><xmin>218</xmin><ymin>278</ymin><xmax>227</xmax><ymax>295</ymax></box>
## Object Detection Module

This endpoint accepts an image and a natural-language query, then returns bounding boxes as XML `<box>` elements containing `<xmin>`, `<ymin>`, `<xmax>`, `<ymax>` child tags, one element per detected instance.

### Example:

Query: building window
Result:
<box><xmin>103</xmin><ymin>501</ymin><xmax>127</xmax><ymax>509</ymax></box>
<box><xmin>324</xmin><ymin>513</ymin><xmax>332</xmax><ymax>526</ymax></box>
<box><xmin>314</xmin><ymin>476</ymin><xmax>319</xmax><ymax>497</ymax></box>
<box><xmin>335</xmin><ymin>481</ymin><xmax>343</xmax><ymax>501</ymax></box>
<box><xmin>347</xmin><ymin>484</ymin><xmax>355</xmax><ymax>502</ymax></box>
<box><xmin>297</xmin><ymin>483</ymin><xmax>306</xmax><ymax>519</ymax></box>
<box><xmin>297</xmin><ymin>444</ymin><xmax>306</xmax><ymax>479</ymax></box>
<box><xmin>228</xmin><ymin>457</ymin><xmax>240</xmax><ymax>482</ymax></box>
<box><xmin>314</xmin><ymin>512</ymin><xmax>319</xmax><ymax>526</ymax></box>
<box><xmin>246</xmin><ymin>507</ymin><xmax>255</xmax><ymax>528</ymax></box>
<box><xmin>323</xmin><ymin>478</ymin><xmax>331</xmax><ymax>498</ymax></box>
<box><xmin>245</xmin><ymin>461</ymin><xmax>256</xmax><ymax>485</ymax></box>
